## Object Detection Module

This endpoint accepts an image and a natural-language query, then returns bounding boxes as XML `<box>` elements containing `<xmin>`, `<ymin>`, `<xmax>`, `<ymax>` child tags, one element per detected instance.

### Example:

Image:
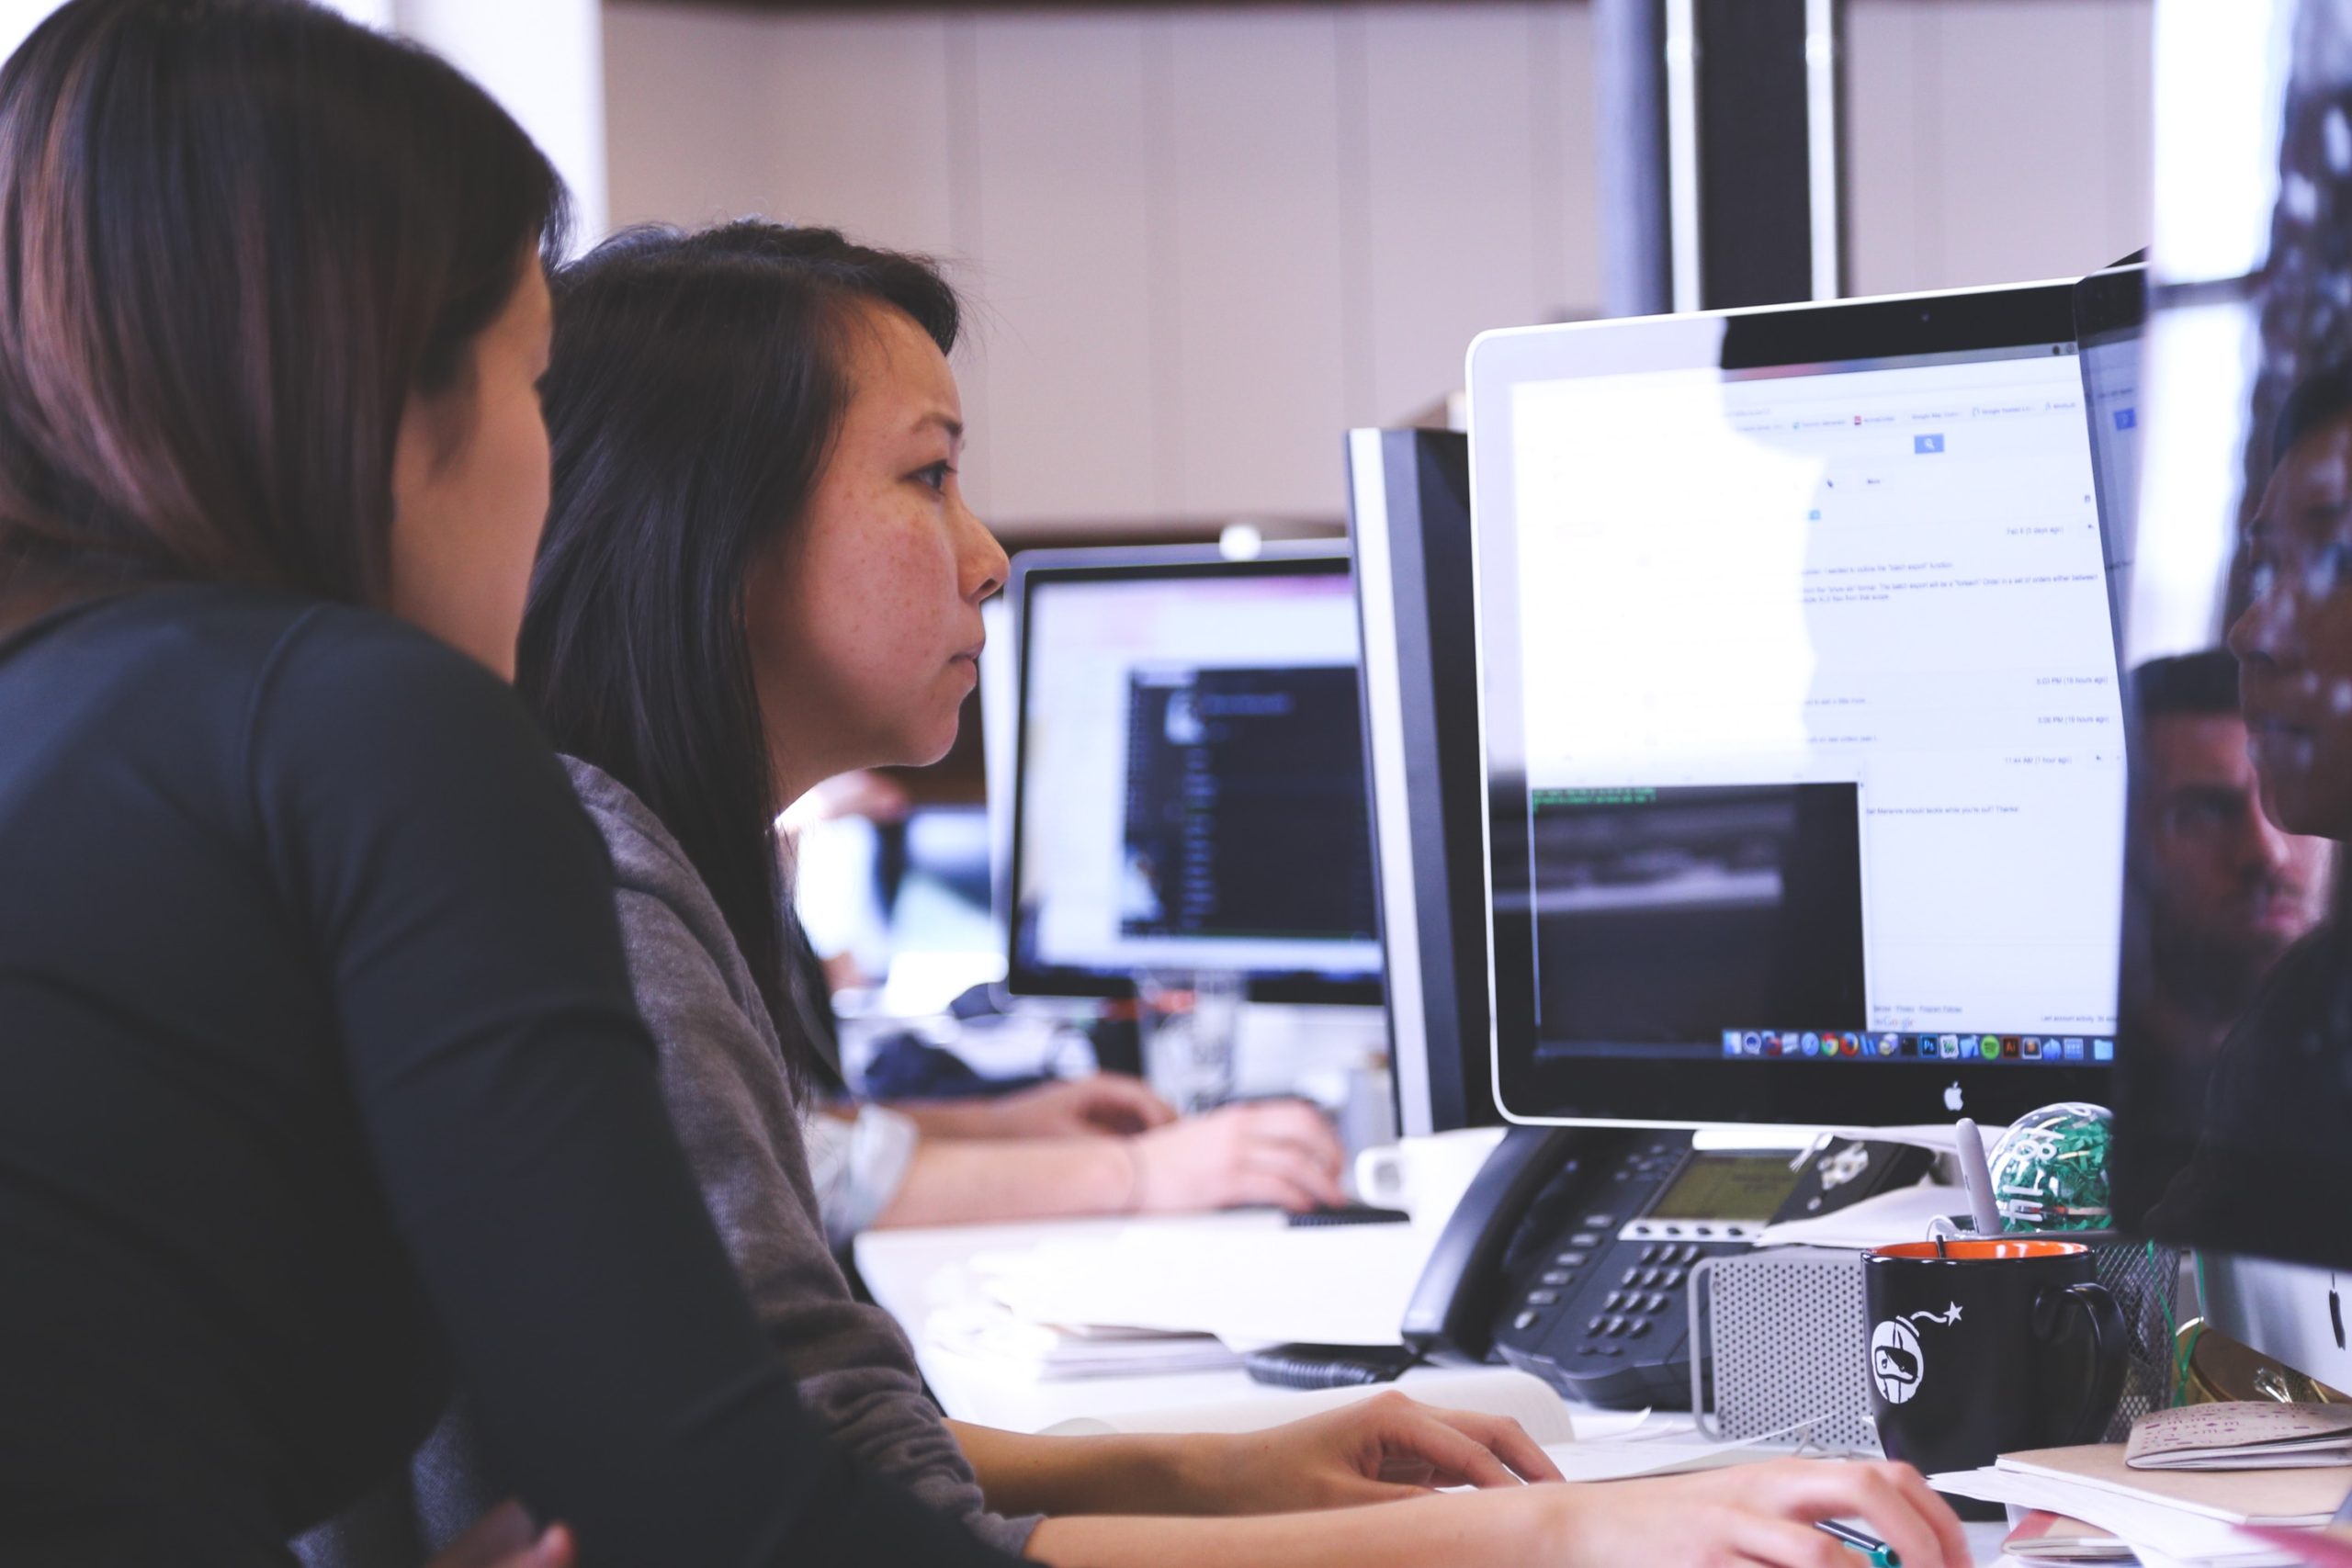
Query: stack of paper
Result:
<box><xmin>924</xmin><ymin>1298</ymin><xmax>1241</xmax><ymax>1380</ymax></box>
<box><xmin>967</xmin><ymin>1218</ymin><xmax>1433</xmax><ymax>1348</ymax></box>
<box><xmin>2003</xmin><ymin>1510</ymin><xmax>2136</xmax><ymax>1562</ymax></box>
<box><xmin>2128</xmin><ymin>1404</ymin><xmax>2352</xmax><ymax>1471</ymax></box>
<box><xmin>1933</xmin><ymin>1443</ymin><xmax>2350</xmax><ymax>1568</ymax></box>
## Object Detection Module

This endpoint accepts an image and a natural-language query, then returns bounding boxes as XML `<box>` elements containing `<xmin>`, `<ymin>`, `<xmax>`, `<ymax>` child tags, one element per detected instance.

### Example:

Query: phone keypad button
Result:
<box><xmin>1587</xmin><ymin>1315</ymin><xmax>1609</xmax><ymax>1335</ymax></box>
<box><xmin>1621</xmin><ymin>1266</ymin><xmax>1645</xmax><ymax>1287</ymax></box>
<box><xmin>1645</xmin><ymin>1292</ymin><xmax>1672</xmax><ymax>1314</ymax></box>
<box><xmin>1554</xmin><ymin>1251</ymin><xmax>1588</xmax><ymax>1268</ymax></box>
<box><xmin>1514</xmin><ymin>1310</ymin><xmax>1538</xmax><ymax>1331</ymax></box>
<box><xmin>1583</xmin><ymin>1214</ymin><xmax>1616</xmax><ymax>1229</ymax></box>
<box><xmin>1625</xmin><ymin>1319</ymin><xmax>1654</xmax><ymax>1339</ymax></box>
<box><xmin>1541</xmin><ymin>1269</ymin><xmax>1572</xmax><ymax>1287</ymax></box>
<box><xmin>1677</xmin><ymin>1244</ymin><xmax>1704</xmax><ymax>1266</ymax></box>
<box><xmin>1570</xmin><ymin>1232</ymin><xmax>1603</xmax><ymax>1249</ymax></box>
<box><xmin>1526</xmin><ymin>1290</ymin><xmax>1558</xmax><ymax>1306</ymax></box>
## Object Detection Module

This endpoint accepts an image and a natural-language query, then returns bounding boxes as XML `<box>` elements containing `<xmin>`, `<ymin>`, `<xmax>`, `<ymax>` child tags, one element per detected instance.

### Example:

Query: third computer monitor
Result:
<box><xmin>1003</xmin><ymin>545</ymin><xmax>1382</xmax><ymax>1003</ymax></box>
<box><xmin>1468</xmin><ymin>280</ymin><xmax>2126</xmax><ymax>1127</ymax></box>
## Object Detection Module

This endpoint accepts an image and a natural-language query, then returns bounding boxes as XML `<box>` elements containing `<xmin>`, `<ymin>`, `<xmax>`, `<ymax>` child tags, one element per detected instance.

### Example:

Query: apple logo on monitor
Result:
<box><xmin>1944</xmin><ymin>1082</ymin><xmax>1964</xmax><ymax>1114</ymax></box>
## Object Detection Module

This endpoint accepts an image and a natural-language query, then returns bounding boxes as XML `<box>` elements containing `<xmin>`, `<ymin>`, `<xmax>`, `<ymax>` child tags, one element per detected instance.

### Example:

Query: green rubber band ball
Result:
<box><xmin>1987</xmin><ymin>1102</ymin><xmax>2113</xmax><ymax>1232</ymax></box>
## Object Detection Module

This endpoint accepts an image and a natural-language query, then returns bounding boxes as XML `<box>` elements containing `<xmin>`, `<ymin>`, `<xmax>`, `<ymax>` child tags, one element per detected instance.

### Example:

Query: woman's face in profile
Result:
<box><xmin>745</xmin><ymin>301</ymin><xmax>1008</xmax><ymax>801</ymax></box>
<box><xmin>386</xmin><ymin>254</ymin><xmax>555</xmax><ymax>680</ymax></box>
<box><xmin>2231</xmin><ymin>408</ymin><xmax>2352</xmax><ymax>841</ymax></box>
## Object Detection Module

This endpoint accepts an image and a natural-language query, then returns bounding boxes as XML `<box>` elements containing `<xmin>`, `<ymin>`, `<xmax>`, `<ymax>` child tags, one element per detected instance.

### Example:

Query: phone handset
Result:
<box><xmin>1398</xmin><ymin>1125</ymin><xmax>1610</xmax><ymax>1363</ymax></box>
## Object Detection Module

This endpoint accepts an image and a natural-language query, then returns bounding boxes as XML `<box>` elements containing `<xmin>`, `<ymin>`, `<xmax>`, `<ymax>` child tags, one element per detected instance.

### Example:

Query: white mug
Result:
<box><xmin>1351</xmin><ymin>1127</ymin><xmax>1507</xmax><ymax>1222</ymax></box>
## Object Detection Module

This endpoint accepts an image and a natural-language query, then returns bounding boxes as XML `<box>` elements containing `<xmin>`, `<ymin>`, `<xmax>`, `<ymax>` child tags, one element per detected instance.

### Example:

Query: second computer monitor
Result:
<box><xmin>1003</xmin><ymin>545</ymin><xmax>1381</xmax><ymax>1003</ymax></box>
<box><xmin>1468</xmin><ymin>280</ymin><xmax>2127</xmax><ymax>1128</ymax></box>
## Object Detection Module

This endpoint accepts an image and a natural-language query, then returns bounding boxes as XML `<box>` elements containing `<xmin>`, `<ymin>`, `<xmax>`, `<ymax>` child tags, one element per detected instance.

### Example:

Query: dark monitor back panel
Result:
<box><xmin>1349</xmin><ymin>427</ymin><xmax>1500</xmax><ymax>1133</ymax></box>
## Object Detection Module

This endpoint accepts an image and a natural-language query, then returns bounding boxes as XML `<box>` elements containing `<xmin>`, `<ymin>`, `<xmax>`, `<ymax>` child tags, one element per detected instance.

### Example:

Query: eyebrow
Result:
<box><xmin>914</xmin><ymin>411</ymin><xmax>965</xmax><ymax>442</ymax></box>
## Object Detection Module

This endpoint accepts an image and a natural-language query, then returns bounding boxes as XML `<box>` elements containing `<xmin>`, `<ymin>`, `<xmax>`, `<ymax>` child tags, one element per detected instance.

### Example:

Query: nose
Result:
<box><xmin>2228</xmin><ymin>563</ymin><xmax>2298</xmax><ymax>675</ymax></box>
<box><xmin>956</xmin><ymin>495</ymin><xmax>1009</xmax><ymax>605</ymax></box>
<box><xmin>2229</xmin><ymin>789</ymin><xmax>2297</xmax><ymax>873</ymax></box>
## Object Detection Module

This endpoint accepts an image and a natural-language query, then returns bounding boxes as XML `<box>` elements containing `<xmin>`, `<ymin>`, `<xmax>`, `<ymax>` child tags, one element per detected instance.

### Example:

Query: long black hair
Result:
<box><xmin>517</xmin><ymin>221</ymin><xmax>960</xmax><ymax>1041</ymax></box>
<box><xmin>0</xmin><ymin>0</ymin><xmax>566</xmax><ymax>620</ymax></box>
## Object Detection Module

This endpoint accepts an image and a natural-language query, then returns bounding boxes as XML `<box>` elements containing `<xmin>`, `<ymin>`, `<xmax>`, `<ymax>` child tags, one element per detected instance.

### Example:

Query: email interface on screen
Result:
<box><xmin>1012</xmin><ymin>566</ymin><xmax>1381</xmax><ymax>988</ymax></box>
<box><xmin>1506</xmin><ymin>343</ymin><xmax>2124</xmax><ymax>1066</ymax></box>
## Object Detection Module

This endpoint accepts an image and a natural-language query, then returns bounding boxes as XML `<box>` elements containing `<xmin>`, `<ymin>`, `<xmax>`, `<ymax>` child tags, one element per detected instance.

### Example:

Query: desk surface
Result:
<box><xmin>858</xmin><ymin>1210</ymin><xmax>1317</xmax><ymax>1433</ymax></box>
<box><xmin>855</xmin><ymin>1212</ymin><xmax>2014</xmax><ymax>1562</ymax></box>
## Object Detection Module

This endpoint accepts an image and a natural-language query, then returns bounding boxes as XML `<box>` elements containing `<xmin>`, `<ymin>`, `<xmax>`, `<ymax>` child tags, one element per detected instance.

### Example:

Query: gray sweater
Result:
<box><xmin>296</xmin><ymin>760</ymin><xmax>1035</xmax><ymax>1564</ymax></box>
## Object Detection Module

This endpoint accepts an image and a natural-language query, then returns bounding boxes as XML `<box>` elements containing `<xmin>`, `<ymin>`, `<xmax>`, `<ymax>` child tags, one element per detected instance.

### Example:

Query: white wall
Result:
<box><xmin>605</xmin><ymin>0</ymin><xmax>2151</xmax><ymax>533</ymax></box>
<box><xmin>0</xmin><ymin>0</ymin><xmax>608</xmax><ymax>245</ymax></box>
<box><xmin>1845</xmin><ymin>0</ymin><xmax>2154</xmax><ymax>297</ymax></box>
<box><xmin>604</xmin><ymin>2</ymin><xmax>1600</xmax><ymax>530</ymax></box>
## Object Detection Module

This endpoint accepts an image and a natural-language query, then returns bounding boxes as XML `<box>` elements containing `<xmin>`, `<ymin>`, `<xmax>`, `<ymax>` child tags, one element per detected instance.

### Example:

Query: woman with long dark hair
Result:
<box><xmin>503</xmin><ymin>219</ymin><xmax>1975</xmax><ymax>1568</ymax></box>
<box><xmin>0</xmin><ymin>5</ymin><xmax>1023</xmax><ymax>1564</ymax></box>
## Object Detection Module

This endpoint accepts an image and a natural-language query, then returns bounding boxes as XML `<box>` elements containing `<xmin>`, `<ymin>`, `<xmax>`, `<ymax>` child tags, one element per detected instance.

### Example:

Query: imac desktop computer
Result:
<box><xmin>1001</xmin><ymin>545</ymin><xmax>1384</xmax><ymax>1017</ymax></box>
<box><xmin>2109</xmin><ymin>0</ymin><xmax>2352</xmax><ymax>1401</ymax></box>
<box><xmin>1465</xmin><ymin>279</ymin><xmax>2129</xmax><ymax>1131</ymax></box>
<box><xmin>1346</xmin><ymin>426</ymin><xmax>1504</xmax><ymax>1137</ymax></box>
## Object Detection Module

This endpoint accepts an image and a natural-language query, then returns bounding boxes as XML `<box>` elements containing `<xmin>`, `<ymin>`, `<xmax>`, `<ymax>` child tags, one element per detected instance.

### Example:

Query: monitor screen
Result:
<box><xmin>1471</xmin><ymin>283</ymin><xmax>2126</xmax><ymax>1127</ymax></box>
<box><xmin>1004</xmin><ymin>547</ymin><xmax>1382</xmax><ymax>1001</ymax></box>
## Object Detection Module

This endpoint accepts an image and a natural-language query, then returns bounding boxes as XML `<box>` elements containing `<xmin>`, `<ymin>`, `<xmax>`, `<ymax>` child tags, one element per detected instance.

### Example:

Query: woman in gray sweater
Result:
<box><xmin>492</xmin><ymin>220</ymin><xmax>1970</xmax><ymax>1568</ymax></box>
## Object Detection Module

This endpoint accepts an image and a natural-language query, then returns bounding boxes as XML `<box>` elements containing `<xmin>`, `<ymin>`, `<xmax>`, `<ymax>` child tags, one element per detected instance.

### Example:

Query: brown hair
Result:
<box><xmin>0</xmin><ymin>0</ymin><xmax>568</xmax><ymax>618</ymax></box>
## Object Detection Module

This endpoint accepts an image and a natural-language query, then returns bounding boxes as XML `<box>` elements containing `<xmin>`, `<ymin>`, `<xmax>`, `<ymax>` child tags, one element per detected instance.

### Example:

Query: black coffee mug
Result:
<box><xmin>1862</xmin><ymin>1239</ymin><xmax>2127</xmax><ymax>1515</ymax></box>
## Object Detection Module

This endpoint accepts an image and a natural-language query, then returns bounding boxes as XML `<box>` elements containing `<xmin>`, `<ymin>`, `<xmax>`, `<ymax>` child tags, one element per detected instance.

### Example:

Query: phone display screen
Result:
<box><xmin>1642</xmin><ymin>1154</ymin><xmax>1801</xmax><ymax>1223</ymax></box>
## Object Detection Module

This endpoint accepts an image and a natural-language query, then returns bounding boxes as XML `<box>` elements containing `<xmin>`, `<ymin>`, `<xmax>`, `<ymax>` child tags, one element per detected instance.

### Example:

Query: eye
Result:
<box><xmin>2247</xmin><ymin>550</ymin><xmax>2278</xmax><ymax>602</ymax></box>
<box><xmin>913</xmin><ymin>460</ymin><xmax>955</xmax><ymax>494</ymax></box>
<box><xmin>2319</xmin><ymin>540</ymin><xmax>2352</xmax><ymax>593</ymax></box>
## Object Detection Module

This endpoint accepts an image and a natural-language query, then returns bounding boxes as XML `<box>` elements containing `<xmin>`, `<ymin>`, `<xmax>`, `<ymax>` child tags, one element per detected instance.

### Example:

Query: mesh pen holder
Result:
<box><xmin>1690</xmin><ymin>1232</ymin><xmax>2183</xmax><ymax>1452</ymax></box>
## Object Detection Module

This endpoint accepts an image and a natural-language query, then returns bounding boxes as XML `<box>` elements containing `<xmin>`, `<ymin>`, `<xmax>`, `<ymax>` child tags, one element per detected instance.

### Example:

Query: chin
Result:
<box><xmin>898</xmin><ymin>718</ymin><xmax>962</xmax><ymax>769</ymax></box>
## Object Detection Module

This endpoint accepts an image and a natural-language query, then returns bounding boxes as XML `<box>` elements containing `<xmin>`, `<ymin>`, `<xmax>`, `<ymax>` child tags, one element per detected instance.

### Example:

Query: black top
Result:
<box><xmin>0</xmin><ymin>586</ymin><xmax>1012</xmax><ymax>1567</ymax></box>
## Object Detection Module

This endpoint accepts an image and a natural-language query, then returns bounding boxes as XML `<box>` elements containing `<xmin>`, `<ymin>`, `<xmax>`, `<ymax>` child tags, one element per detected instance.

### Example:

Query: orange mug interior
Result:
<box><xmin>1873</xmin><ymin>1239</ymin><xmax>2087</xmax><ymax>1261</ymax></box>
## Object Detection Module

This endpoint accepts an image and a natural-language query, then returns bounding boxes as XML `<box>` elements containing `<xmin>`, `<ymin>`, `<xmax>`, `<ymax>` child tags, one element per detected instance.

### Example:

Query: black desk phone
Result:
<box><xmin>1401</xmin><ymin>1127</ymin><xmax>1933</xmax><ymax>1409</ymax></box>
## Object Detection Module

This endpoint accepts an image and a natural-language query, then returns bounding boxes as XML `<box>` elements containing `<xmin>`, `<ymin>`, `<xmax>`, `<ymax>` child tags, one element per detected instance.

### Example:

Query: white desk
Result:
<box><xmin>857</xmin><ymin>1209</ymin><xmax>1346</xmax><ymax>1434</ymax></box>
<box><xmin>855</xmin><ymin>1211</ymin><xmax>2014</xmax><ymax>1562</ymax></box>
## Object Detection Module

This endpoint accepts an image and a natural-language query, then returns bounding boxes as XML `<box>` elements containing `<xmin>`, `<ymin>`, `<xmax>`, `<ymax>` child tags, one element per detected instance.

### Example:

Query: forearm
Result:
<box><xmin>1023</xmin><ymin>1491</ymin><xmax>1557</xmax><ymax>1568</ymax></box>
<box><xmin>891</xmin><ymin>1099</ymin><xmax>1020</xmax><ymax>1140</ymax></box>
<box><xmin>948</xmin><ymin>1423</ymin><xmax>1207</xmax><ymax>1517</ymax></box>
<box><xmin>874</xmin><ymin>1137</ymin><xmax>1132</xmax><ymax>1228</ymax></box>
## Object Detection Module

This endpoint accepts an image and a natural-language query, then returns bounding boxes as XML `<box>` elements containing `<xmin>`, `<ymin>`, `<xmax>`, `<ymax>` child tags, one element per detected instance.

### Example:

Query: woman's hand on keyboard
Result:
<box><xmin>1190</xmin><ymin>1388</ymin><xmax>1565</xmax><ymax>1513</ymax></box>
<box><xmin>1544</xmin><ymin>1458</ymin><xmax>1969</xmax><ymax>1568</ymax></box>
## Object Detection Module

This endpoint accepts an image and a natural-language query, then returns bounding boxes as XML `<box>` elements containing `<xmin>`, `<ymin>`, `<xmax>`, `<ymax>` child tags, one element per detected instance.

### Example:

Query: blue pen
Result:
<box><xmin>1815</xmin><ymin>1519</ymin><xmax>1901</xmax><ymax>1568</ymax></box>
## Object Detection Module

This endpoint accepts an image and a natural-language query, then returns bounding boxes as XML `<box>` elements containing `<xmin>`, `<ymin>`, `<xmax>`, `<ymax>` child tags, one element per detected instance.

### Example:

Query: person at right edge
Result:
<box><xmin>2151</xmin><ymin>367</ymin><xmax>2352</xmax><ymax>1258</ymax></box>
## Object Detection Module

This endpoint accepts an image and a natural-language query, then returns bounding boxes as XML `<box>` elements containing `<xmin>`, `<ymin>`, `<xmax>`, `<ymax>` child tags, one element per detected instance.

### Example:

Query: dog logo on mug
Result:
<box><xmin>1870</xmin><ymin>1303</ymin><xmax>1961</xmax><ymax>1404</ymax></box>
